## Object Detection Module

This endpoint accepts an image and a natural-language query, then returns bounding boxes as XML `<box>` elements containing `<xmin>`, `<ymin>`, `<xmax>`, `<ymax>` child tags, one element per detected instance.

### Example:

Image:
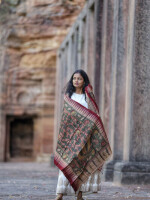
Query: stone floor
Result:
<box><xmin>0</xmin><ymin>162</ymin><xmax>150</xmax><ymax>200</ymax></box>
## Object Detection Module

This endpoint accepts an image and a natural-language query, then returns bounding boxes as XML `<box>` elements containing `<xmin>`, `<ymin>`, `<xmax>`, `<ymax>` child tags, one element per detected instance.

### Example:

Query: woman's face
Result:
<box><xmin>72</xmin><ymin>73</ymin><xmax>84</xmax><ymax>89</ymax></box>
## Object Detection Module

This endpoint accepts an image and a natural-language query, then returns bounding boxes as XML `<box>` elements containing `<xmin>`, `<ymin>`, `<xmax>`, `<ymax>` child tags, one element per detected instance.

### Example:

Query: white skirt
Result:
<box><xmin>56</xmin><ymin>170</ymin><xmax>101</xmax><ymax>196</ymax></box>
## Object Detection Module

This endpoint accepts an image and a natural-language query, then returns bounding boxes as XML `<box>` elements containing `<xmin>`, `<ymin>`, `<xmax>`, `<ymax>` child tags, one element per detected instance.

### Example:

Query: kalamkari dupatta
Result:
<box><xmin>54</xmin><ymin>84</ymin><xmax>112</xmax><ymax>192</ymax></box>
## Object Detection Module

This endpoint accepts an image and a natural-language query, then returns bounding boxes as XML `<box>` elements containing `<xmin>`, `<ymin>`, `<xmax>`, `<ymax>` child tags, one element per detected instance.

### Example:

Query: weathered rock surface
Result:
<box><xmin>0</xmin><ymin>0</ymin><xmax>85</xmax><ymax>161</ymax></box>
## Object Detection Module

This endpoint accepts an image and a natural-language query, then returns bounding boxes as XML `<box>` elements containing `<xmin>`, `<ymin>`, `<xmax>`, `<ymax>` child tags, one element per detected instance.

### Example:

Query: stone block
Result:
<box><xmin>114</xmin><ymin>161</ymin><xmax>150</xmax><ymax>185</ymax></box>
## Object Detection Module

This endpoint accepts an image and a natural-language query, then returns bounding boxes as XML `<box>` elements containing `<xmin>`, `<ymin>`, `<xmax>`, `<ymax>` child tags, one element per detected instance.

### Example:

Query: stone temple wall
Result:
<box><xmin>0</xmin><ymin>0</ymin><xmax>85</xmax><ymax>162</ymax></box>
<box><xmin>55</xmin><ymin>0</ymin><xmax>150</xmax><ymax>184</ymax></box>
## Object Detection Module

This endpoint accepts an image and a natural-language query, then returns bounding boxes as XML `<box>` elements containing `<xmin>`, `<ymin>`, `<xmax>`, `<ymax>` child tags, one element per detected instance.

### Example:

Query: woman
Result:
<box><xmin>54</xmin><ymin>69</ymin><xmax>112</xmax><ymax>200</ymax></box>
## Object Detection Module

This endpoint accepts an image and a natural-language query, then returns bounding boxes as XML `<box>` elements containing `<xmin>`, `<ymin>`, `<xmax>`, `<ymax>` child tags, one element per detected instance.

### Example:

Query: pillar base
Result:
<box><xmin>114</xmin><ymin>161</ymin><xmax>150</xmax><ymax>185</ymax></box>
<box><xmin>102</xmin><ymin>160</ymin><xmax>117</xmax><ymax>181</ymax></box>
<box><xmin>50</xmin><ymin>153</ymin><xmax>56</xmax><ymax>167</ymax></box>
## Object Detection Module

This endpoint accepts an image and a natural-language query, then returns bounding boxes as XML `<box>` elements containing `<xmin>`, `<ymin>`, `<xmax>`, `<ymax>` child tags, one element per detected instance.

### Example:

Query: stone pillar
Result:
<box><xmin>84</xmin><ymin>4</ymin><xmax>89</xmax><ymax>73</ymax></box>
<box><xmin>80</xmin><ymin>16</ymin><xmax>87</xmax><ymax>70</ymax></box>
<box><xmin>114</xmin><ymin>0</ymin><xmax>150</xmax><ymax>185</ymax></box>
<box><xmin>78</xmin><ymin>20</ymin><xmax>83</xmax><ymax>68</ymax></box>
<box><xmin>94</xmin><ymin>0</ymin><xmax>104</xmax><ymax>103</ymax></box>
<box><xmin>0</xmin><ymin>42</ymin><xmax>3</xmax><ymax>161</ymax></box>
<box><xmin>63</xmin><ymin>44</ymin><xmax>68</xmax><ymax>85</ymax></box>
<box><xmin>104</xmin><ymin>0</ymin><xmax>130</xmax><ymax>182</ymax></box>
<box><xmin>53</xmin><ymin>54</ymin><xmax>60</xmax><ymax>149</ymax></box>
<box><xmin>67</xmin><ymin>38</ymin><xmax>73</xmax><ymax>80</ymax></box>
<box><xmin>0</xmin><ymin>56</ymin><xmax>4</xmax><ymax>161</ymax></box>
<box><xmin>99</xmin><ymin>0</ymin><xmax>108</xmax><ymax>121</ymax></box>
<box><xmin>101</xmin><ymin>0</ymin><xmax>117</xmax><ymax>181</ymax></box>
<box><xmin>74</xmin><ymin>26</ymin><xmax>79</xmax><ymax>70</ymax></box>
<box><xmin>87</xmin><ymin>2</ymin><xmax>95</xmax><ymax>86</ymax></box>
<box><xmin>53</xmin><ymin>51</ymin><xmax>64</xmax><ymax>162</ymax></box>
<box><xmin>0</xmin><ymin>26</ymin><xmax>7</xmax><ymax>161</ymax></box>
<box><xmin>71</xmin><ymin>34</ymin><xmax>76</xmax><ymax>72</ymax></box>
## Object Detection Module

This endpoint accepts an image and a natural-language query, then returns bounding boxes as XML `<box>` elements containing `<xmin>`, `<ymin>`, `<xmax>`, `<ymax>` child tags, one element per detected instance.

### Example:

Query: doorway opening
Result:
<box><xmin>5</xmin><ymin>116</ymin><xmax>34</xmax><ymax>161</ymax></box>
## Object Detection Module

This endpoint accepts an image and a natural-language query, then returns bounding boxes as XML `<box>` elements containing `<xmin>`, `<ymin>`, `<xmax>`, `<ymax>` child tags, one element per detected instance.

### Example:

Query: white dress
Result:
<box><xmin>56</xmin><ymin>93</ymin><xmax>101</xmax><ymax>196</ymax></box>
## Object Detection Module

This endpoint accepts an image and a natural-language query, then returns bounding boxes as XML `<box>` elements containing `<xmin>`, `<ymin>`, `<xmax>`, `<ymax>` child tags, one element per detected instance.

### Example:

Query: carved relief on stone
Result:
<box><xmin>17</xmin><ymin>91</ymin><xmax>31</xmax><ymax>105</ymax></box>
<box><xmin>7</xmin><ymin>84</ymin><xmax>42</xmax><ymax>105</ymax></box>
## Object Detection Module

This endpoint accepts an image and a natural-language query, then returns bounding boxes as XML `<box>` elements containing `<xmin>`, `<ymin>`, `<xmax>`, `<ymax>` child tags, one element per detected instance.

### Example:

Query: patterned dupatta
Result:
<box><xmin>54</xmin><ymin>84</ymin><xmax>112</xmax><ymax>192</ymax></box>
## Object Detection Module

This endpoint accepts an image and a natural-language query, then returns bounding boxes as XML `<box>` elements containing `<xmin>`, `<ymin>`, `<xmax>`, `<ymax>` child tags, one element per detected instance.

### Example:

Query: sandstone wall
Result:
<box><xmin>0</xmin><ymin>0</ymin><xmax>85</xmax><ymax>162</ymax></box>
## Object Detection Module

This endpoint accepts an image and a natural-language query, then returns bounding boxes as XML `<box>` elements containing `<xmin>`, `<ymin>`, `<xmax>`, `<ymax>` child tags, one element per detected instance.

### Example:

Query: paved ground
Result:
<box><xmin>0</xmin><ymin>162</ymin><xmax>150</xmax><ymax>200</ymax></box>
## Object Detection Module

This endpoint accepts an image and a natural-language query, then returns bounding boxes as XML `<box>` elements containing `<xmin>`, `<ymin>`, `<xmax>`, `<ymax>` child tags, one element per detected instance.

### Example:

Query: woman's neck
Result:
<box><xmin>75</xmin><ymin>88</ymin><xmax>83</xmax><ymax>94</ymax></box>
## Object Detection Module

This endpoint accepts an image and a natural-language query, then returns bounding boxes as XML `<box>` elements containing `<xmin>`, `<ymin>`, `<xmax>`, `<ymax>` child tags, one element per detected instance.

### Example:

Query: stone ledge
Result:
<box><xmin>114</xmin><ymin>161</ymin><xmax>150</xmax><ymax>185</ymax></box>
<box><xmin>114</xmin><ymin>161</ymin><xmax>150</xmax><ymax>173</ymax></box>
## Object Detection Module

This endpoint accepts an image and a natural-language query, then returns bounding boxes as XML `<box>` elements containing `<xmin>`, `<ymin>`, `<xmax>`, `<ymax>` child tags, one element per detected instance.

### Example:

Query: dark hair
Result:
<box><xmin>65</xmin><ymin>69</ymin><xmax>90</xmax><ymax>98</ymax></box>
